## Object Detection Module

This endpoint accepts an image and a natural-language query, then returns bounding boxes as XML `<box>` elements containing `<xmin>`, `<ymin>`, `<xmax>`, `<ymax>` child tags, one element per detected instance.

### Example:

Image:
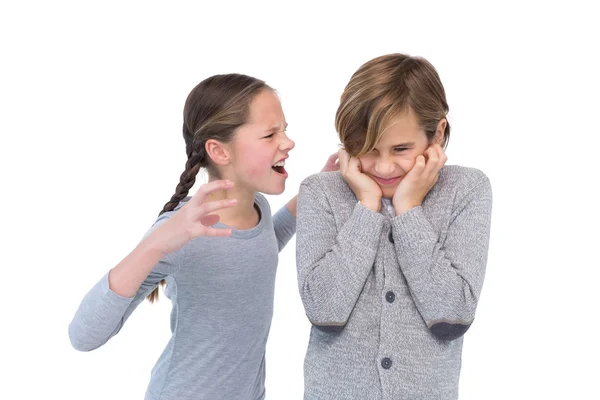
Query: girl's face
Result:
<box><xmin>228</xmin><ymin>89</ymin><xmax>295</xmax><ymax>195</ymax></box>
<box><xmin>358</xmin><ymin>107</ymin><xmax>441</xmax><ymax>199</ymax></box>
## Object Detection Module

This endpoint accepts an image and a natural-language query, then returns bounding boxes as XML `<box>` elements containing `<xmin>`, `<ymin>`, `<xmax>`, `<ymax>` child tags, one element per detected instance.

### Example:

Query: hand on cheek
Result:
<box><xmin>392</xmin><ymin>144</ymin><xmax>447</xmax><ymax>215</ymax></box>
<box><xmin>338</xmin><ymin>149</ymin><xmax>383</xmax><ymax>212</ymax></box>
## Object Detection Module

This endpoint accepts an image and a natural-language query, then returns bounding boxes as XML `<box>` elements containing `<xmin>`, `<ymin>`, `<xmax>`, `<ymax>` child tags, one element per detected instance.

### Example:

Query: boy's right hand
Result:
<box><xmin>148</xmin><ymin>180</ymin><xmax>237</xmax><ymax>255</ymax></box>
<box><xmin>338</xmin><ymin>149</ymin><xmax>382</xmax><ymax>212</ymax></box>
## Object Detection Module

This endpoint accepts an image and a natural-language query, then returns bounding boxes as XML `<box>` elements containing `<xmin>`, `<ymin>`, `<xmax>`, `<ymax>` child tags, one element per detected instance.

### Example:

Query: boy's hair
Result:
<box><xmin>148</xmin><ymin>73</ymin><xmax>271</xmax><ymax>303</ymax></box>
<box><xmin>335</xmin><ymin>53</ymin><xmax>450</xmax><ymax>156</ymax></box>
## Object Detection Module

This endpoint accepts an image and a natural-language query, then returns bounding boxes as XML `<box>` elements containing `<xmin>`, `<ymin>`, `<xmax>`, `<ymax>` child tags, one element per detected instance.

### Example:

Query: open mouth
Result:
<box><xmin>272</xmin><ymin>160</ymin><xmax>287</xmax><ymax>175</ymax></box>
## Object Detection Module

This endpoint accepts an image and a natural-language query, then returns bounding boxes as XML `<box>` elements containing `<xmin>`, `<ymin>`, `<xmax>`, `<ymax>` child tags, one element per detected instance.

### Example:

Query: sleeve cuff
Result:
<box><xmin>343</xmin><ymin>202</ymin><xmax>386</xmax><ymax>248</ymax></box>
<box><xmin>391</xmin><ymin>206</ymin><xmax>436</xmax><ymax>249</ymax></box>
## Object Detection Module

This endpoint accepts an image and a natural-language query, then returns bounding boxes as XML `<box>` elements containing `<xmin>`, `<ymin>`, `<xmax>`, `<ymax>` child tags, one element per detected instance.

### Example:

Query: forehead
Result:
<box><xmin>377</xmin><ymin>107</ymin><xmax>425</xmax><ymax>145</ymax></box>
<box><xmin>247</xmin><ymin>89</ymin><xmax>285</xmax><ymax>126</ymax></box>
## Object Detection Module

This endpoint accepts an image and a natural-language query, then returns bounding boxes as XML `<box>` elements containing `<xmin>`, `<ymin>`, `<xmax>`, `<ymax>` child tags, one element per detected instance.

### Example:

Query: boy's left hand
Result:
<box><xmin>392</xmin><ymin>144</ymin><xmax>447</xmax><ymax>215</ymax></box>
<box><xmin>321</xmin><ymin>152</ymin><xmax>340</xmax><ymax>172</ymax></box>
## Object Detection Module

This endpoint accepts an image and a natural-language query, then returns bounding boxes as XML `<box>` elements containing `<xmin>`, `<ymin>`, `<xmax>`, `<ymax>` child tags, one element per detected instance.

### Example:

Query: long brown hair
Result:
<box><xmin>147</xmin><ymin>74</ymin><xmax>271</xmax><ymax>303</ymax></box>
<box><xmin>336</xmin><ymin>53</ymin><xmax>451</xmax><ymax>156</ymax></box>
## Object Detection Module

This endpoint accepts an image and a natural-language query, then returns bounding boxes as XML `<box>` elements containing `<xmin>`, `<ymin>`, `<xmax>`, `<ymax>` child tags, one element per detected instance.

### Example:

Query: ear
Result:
<box><xmin>433</xmin><ymin>118</ymin><xmax>447</xmax><ymax>145</ymax></box>
<box><xmin>205</xmin><ymin>139</ymin><xmax>232</xmax><ymax>166</ymax></box>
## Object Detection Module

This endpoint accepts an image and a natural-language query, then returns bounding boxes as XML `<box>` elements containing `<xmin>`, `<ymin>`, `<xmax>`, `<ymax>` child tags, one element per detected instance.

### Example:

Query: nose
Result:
<box><xmin>374</xmin><ymin>156</ymin><xmax>395</xmax><ymax>177</ymax></box>
<box><xmin>279</xmin><ymin>132</ymin><xmax>295</xmax><ymax>152</ymax></box>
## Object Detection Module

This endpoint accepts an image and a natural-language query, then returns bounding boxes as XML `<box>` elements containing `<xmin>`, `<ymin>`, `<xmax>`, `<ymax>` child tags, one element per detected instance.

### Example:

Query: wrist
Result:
<box><xmin>286</xmin><ymin>196</ymin><xmax>298</xmax><ymax>217</ymax></box>
<box><xmin>359</xmin><ymin>197</ymin><xmax>381</xmax><ymax>213</ymax></box>
<box><xmin>142</xmin><ymin>228</ymin><xmax>172</xmax><ymax>258</ymax></box>
<box><xmin>393</xmin><ymin>201</ymin><xmax>421</xmax><ymax>215</ymax></box>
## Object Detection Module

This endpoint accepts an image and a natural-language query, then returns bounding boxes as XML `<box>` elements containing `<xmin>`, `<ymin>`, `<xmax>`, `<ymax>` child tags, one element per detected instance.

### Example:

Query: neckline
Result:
<box><xmin>212</xmin><ymin>194</ymin><xmax>266</xmax><ymax>239</ymax></box>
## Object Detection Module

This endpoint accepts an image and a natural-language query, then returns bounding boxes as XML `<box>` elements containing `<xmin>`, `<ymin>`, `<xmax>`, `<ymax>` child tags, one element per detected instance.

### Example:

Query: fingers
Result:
<box><xmin>423</xmin><ymin>146</ymin><xmax>439</xmax><ymax>177</ymax></box>
<box><xmin>190</xmin><ymin>180</ymin><xmax>234</xmax><ymax>206</ymax></box>
<box><xmin>194</xmin><ymin>212</ymin><xmax>232</xmax><ymax>237</ymax></box>
<box><xmin>438</xmin><ymin>144</ymin><xmax>448</xmax><ymax>166</ymax></box>
<box><xmin>413</xmin><ymin>155</ymin><xmax>426</xmax><ymax>175</ymax></box>
<box><xmin>423</xmin><ymin>144</ymin><xmax>447</xmax><ymax>178</ymax></box>
<box><xmin>348</xmin><ymin>156</ymin><xmax>362</xmax><ymax>173</ymax></box>
<box><xmin>432</xmin><ymin>144</ymin><xmax>447</xmax><ymax>172</ymax></box>
<box><xmin>327</xmin><ymin>152</ymin><xmax>339</xmax><ymax>164</ymax></box>
<box><xmin>199</xmin><ymin>214</ymin><xmax>220</xmax><ymax>226</ymax></box>
<box><xmin>198</xmin><ymin>198</ymin><xmax>237</xmax><ymax>216</ymax></box>
<box><xmin>338</xmin><ymin>149</ymin><xmax>350</xmax><ymax>174</ymax></box>
<box><xmin>321</xmin><ymin>151</ymin><xmax>341</xmax><ymax>172</ymax></box>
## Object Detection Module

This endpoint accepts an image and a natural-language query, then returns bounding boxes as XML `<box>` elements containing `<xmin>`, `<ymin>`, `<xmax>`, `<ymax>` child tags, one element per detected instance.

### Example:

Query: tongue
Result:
<box><xmin>273</xmin><ymin>166</ymin><xmax>286</xmax><ymax>174</ymax></box>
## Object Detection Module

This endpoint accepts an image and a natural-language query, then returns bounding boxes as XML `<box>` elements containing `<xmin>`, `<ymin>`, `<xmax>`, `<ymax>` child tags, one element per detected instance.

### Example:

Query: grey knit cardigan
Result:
<box><xmin>296</xmin><ymin>165</ymin><xmax>493</xmax><ymax>400</ymax></box>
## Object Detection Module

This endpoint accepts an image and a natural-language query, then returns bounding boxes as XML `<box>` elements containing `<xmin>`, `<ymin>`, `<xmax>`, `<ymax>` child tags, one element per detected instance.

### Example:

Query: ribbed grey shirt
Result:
<box><xmin>69</xmin><ymin>193</ymin><xmax>296</xmax><ymax>400</ymax></box>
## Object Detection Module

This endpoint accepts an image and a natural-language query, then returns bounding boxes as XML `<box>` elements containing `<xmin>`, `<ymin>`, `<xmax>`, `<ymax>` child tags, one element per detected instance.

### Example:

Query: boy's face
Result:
<box><xmin>357</xmin><ymin>107</ymin><xmax>437</xmax><ymax>199</ymax></box>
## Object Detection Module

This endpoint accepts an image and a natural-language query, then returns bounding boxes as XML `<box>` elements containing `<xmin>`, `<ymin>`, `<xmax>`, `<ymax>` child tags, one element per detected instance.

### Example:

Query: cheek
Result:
<box><xmin>399</xmin><ymin>158</ymin><xmax>416</xmax><ymax>171</ymax></box>
<box><xmin>235</xmin><ymin>143</ymin><xmax>270</xmax><ymax>177</ymax></box>
<box><xmin>358</xmin><ymin>157</ymin><xmax>374</xmax><ymax>171</ymax></box>
<box><xmin>243</xmin><ymin>163</ymin><xmax>265</xmax><ymax>178</ymax></box>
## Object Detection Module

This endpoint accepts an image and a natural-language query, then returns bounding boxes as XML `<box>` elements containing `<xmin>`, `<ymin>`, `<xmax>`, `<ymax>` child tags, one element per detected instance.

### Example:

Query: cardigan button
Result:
<box><xmin>385</xmin><ymin>291</ymin><xmax>396</xmax><ymax>303</ymax></box>
<box><xmin>381</xmin><ymin>357</ymin><xmax>392</xmax><ymax>369</ymax></box>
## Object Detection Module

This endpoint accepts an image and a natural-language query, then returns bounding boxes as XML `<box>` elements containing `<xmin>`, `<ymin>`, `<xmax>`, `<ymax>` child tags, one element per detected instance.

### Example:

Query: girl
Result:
<box><xmin>69</xmin><ymin>73</ymin><xmax>338</xmax><ymax>400</ymax></box>
<box><xmin>296</xmin><ymin>54</ymin><xmax>493</xmax><ymax>399</ymax></box>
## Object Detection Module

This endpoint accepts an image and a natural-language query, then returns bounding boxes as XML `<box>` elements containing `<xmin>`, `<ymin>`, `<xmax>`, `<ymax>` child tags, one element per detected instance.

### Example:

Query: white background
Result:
<box><xmin>2</xmin><ymin>1</ymin><xmax>599</xmax><ymax>399</ymax></box>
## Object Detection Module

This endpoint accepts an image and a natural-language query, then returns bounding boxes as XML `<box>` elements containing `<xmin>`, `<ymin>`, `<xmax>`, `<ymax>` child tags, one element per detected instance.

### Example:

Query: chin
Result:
<box><xmin>381</xmin><ymin>187</ymin><xmax>398</xmax><ymax>199</ymax></box>
<box><xmin>260</xmin><ymin>184</ymin><xmax>286</xmax><ymax>195</ymax></box>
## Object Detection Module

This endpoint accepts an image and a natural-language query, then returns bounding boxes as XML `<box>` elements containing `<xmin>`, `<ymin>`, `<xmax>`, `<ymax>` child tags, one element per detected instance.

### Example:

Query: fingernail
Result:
<box><xmin>228</xmin><ymin>199</ymin><xmax>237</xmax><ymax>204</ymax></box>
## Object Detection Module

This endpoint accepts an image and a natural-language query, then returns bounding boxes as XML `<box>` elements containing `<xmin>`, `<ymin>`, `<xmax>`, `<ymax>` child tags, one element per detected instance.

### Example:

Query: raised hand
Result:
<box><xmin>149</xmin><ymin>180</ymin><xmax>238</xmax><ymax>255</ymax></box>
<box><xmin>321</xmin><ymin>152</ymin><xmax>340</xmax><ymax>172</ymax></box>
<box><xmin>392</xmin><ymin>144</ymin><xmax>447</xmax><ymax>215</ymax></box>
<box><xmin>338</xmin><ymin>148</ymin><xmax>382</xmax><ymax>212</ymax></box>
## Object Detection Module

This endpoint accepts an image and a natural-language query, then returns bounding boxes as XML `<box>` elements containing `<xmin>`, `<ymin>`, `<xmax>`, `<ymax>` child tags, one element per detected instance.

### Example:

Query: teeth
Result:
<box><xmin>273</xmin><ymin>160</ymin><xmax>285</xmax><ymax>167</ymax></box>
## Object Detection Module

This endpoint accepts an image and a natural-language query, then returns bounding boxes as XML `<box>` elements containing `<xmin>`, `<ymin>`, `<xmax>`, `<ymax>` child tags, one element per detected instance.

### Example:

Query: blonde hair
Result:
<box><xmin>335</xmin><ymin>53</ymin><xmax>450</xmax><ymax>156</ymax></box>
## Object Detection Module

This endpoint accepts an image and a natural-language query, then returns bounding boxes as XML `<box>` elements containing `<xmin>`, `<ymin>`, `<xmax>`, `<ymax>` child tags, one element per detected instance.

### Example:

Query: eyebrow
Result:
<box><xmin>267</xmin><ymin>122</ymin><xmax>288</xmax><ymax>132</ymax></box>
<box><xmin>390</xmin><ymin>142</ymin><xmax>415</xmax><ymax>147</ymax></box>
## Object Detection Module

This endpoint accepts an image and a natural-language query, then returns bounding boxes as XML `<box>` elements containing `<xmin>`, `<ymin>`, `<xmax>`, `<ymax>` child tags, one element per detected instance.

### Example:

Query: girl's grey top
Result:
<box><xmin>69</xmin><ymin>193</ymin><xmax>296</xmax><ymax>400</ymax></box>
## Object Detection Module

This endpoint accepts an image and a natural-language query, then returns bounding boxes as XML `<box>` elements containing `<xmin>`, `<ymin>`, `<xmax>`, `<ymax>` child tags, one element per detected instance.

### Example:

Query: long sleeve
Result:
<box><xmin>68</xmin><ymin>219</ymin><xmax>185</xmax><ymax>351</ymax></box>
<box><xmin>272</xmin><ymin>204</ymin><xmax>296</xmax><ymax>252</ymax></box>
<box><xmin>296</xmin><ymin>178</ymin><xmax>385</xmax><ymax>328</ymax></box>
<box><xmin>68</xmin><ymin>268</ymin><xmax>169</xmax><ymax>351</ymax></box>
<box><xmin>392</xmin><ymin>175</ymin><xmax>493</xmax><ymax>340</ymax></box>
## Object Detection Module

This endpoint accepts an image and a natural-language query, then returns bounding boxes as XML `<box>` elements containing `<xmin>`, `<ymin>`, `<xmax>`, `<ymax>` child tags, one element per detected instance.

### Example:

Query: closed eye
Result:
<box><xmin>264</xmin><ymin>123</ymin><xmax>288</xmax><ymax>139</ymax></box>
<box><xmin>393</xmin><ymin>147</ymin><xmax>408</xmax><ymax>152</ymax></box>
